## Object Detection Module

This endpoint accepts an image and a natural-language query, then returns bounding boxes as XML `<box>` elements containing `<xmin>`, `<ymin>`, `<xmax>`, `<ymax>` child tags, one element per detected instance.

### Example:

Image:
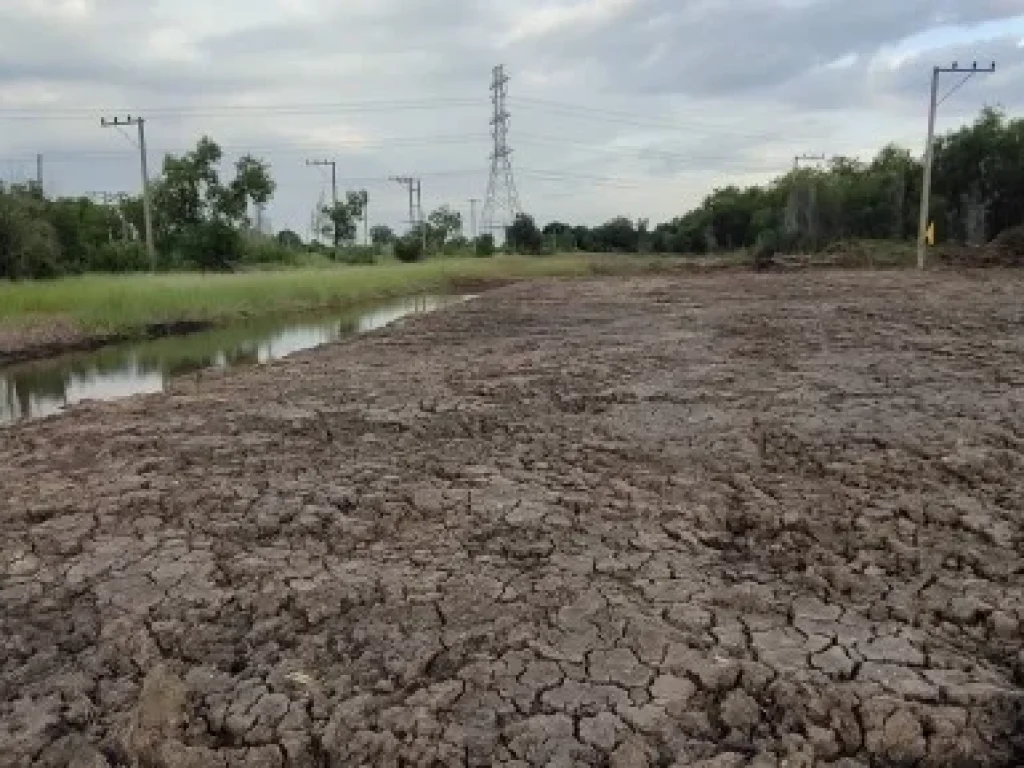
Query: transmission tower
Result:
<box><xmin>481</xmin><ymin>65</ymin><xmax>521</xmax><ymax>237</ymax></box>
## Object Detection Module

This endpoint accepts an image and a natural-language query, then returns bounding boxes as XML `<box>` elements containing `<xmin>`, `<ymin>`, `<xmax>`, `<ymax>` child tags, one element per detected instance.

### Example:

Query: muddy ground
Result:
<box><xmin>1</xmin><ymin>271</ymin><xmax>1023</xmax><ymax>767</ymax></box>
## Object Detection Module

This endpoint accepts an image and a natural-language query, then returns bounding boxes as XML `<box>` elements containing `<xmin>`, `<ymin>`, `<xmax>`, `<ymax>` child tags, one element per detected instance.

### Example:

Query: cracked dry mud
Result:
<box><xmin>2</xmin><ymin>272</ymin><xmax>1024</xmax><ymax>768</ymax></box>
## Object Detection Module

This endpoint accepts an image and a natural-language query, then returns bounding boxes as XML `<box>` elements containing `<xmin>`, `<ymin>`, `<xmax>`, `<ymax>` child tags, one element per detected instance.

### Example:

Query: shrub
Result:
<box><xmin>393</xmin><ymin>235</ymin><xmax>425</xmax><ymax>263</ymax></box>
<box><xmin>88</xmin><ymin>241</ymin><xmax>149</xmax><ymax>273</ymax></box>
<box><xmin>338</xmin><ymin>246</ymin><xmax>376</xmax><ymax>265</ymax></box>
<box><xmin>474</xmin><ymin>234</ymin><xmax>496</xmax><ymax>258</ymax></box>
<box><xmin>180</xmin><ymin>221</ymin><xmax>243</xmax><ymax>271</ymax></box>
<box><xmin>239</xmin><ymin>233</ymin><xmax>301</xmax><ymax>266</ymax></box>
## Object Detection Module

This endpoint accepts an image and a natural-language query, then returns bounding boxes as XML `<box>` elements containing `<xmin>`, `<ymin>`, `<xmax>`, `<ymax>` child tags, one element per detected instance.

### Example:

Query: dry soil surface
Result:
<box><xmin>2</xmin><ymin>272</ymin><xmax>1023</xmax><ymax>768</ymax></box>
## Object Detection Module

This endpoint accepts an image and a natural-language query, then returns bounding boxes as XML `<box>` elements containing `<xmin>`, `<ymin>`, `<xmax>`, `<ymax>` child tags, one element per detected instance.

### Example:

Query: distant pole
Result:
<box><xmin>362</xmin><ymin>190</ymin><xmax>369</xmax><ymax>246</ymax></box>
<box><xmin>101</xmin><ymin>115</ymin><xmax>156</xmax><ymax>271</ymax></box>
<box><xmin>416</xmin><ymin>179</ymin><xmax>426</xmax><ymax>252</ymax></box>
<box><xmin>469</xmin><ymin>197</ymin><xmax>480</xmax><ymax>240</ymax></box>
<box><xmin>306</xmin><ymin>159</ymin><xmax>339</xmax><ymax>247</ymax></box>
<box><xmin>35</xmin><ymin>153</ymin><xmax>43</xmax><ymax>195</ymax></box>
<box><xmin>138</xmin><ymin>119</ymin><xmax>156</xmax><ymax>270</ymax></box>
<box><xmin>390</xmin><ymin>176</ymin><xmax>419</xmax><ymax>236</ymax></box>
<box><xmin>794</xmin><ymin>153</ymin><xmax>826</xmax><ymax>170</ymax></box>
<box><xmin>917</xmin><ymin>61</ymin><xmax>996</xmax><ymax>270</ymax></box>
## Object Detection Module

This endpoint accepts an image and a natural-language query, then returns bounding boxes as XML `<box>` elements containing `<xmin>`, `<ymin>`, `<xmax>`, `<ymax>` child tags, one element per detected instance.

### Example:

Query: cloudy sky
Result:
<box><xmin>1</xmin><ymin>0</ymin><xmax>1022</xmax><ymax>238</ymax></box>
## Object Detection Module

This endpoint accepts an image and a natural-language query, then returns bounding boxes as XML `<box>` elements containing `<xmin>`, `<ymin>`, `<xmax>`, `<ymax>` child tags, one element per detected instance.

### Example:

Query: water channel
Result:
<box><xmin>0</xmin><ymin>294</ymin><xmax>465</xmax><ymax>426</ymax></box>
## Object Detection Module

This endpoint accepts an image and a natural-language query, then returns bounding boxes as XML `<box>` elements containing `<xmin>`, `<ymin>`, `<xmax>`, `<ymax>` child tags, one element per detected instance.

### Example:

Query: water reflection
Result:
<box><xmin>1</xmin><ymin>294</ymin><xmax>461</xmax><ymax>426</ymax></box>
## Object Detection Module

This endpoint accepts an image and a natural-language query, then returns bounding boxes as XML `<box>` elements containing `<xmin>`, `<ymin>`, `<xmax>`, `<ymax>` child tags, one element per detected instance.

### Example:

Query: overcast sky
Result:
<box><xmin>1</xmin><ymin>0</ymin><xmax>1022</xmax><ymax>238</ymax></box>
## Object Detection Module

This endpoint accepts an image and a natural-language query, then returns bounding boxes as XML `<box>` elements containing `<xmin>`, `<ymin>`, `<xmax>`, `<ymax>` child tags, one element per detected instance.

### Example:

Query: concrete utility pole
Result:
<box><xmin>917</xmin><ymin>60</ymin><xmax>996</xmax><ymax>270</ymax></box>
<box><xmin>390</xmin><ymin>175</ymin><xmax>425</xmax><ymax>251</ymax></box>
<box><xmin>101</xmin><ymin>116</ymin><xmax>156</xmax><ymax>271</ymax></box>
<box><xmin>360</xmin><ymin>190</ymin><xmax>369</xmax><ymax>246</ymax></box>
<box><xmin>469</xmin><ymin>198</ymin><xmax>480</xmax><ymax>240</ymax></box>
<box><xmin>306</xmin><ymin>159</ymin><xmax>338</xmax><ymax>246</ymax></box>
<box><xmin>416</xmin><ymin>179</ymin><xmax>426</xmax><ymax>253</ymax></box>
<box><xmin>35</xmin><ymin>154</ymin><xmax>43</xmax><ymax>195</ymax></box>
<box><xmin>390</xmin><ymin>176</ymin><xmax>417</xmax><ymax>230</ymax></box>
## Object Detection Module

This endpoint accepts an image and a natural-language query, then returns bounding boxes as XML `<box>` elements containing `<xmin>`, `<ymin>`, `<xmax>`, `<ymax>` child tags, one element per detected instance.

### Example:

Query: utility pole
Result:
<box><xmin>360</xmin><ymin>190</ymin><xmax>369</xmax><ymax>246</ymax></box>
<box><xmin>416</xmin><ymin>179</ymin><xmax>426</xmax><ymax>252</ymax></box>
<box><xmin>35</xmin><ymin>154</ymin><xmax>43</xmax><ymax>195</ymax></box>
<box><xmin>306</xmin><ymin>159</ymin><xmax>338</xmax><ymax>247</ymax></box>
<box><xmin>917</xmin><ymin>60</ymin><xmax>995</xmax><ymax>270</ymax></box>
<box><xmin>481</xmin><ymin>64</ymin><xmax>522</xmax><ymax>238</ymax></box>
<box><xmin>390</xmin><ymin>175</ymin><xmax>424</xmax><ymax>243</ymax></box>
<box><xmin>794</xmin><ymin>153</ymin><xmax>826</xmax><ymax>170</ymax></box>
<box><xmin>87</xmin><ymin>191</ymin><xmax>132</xmax><ymax>240</ymax></box>
<box><xmin>101</xmin><ymin>116</ymin><xmax>156</xmax><ymax>271</ymax></box>
<box><xmin>469</xmin><ymin>198</ymin><xmax>480</xmax><ymax>240</ymax></box>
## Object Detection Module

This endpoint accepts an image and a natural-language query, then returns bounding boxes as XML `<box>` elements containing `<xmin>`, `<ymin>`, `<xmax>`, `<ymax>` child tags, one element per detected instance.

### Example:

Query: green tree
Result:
<box><xmin>427</xmin><ymin>205</ymin><xmax>462</xmax><ymax>248</ymax></box>
<box><xmin>474</xmin><ymin>234</ymin><xmax>496</xmax><ymax>257</ymax></box>
<box><xmin>276</xmin><ymin>229</ymin><xmax>303</xmax><ymax>249</ymax></box>
<box><xmin>321</xmin><ymin>191</ymin><xmax>366</xmax><ymax>250</ymax></box>
<box><xmin>152</xmin><ymin>137</ymin><xmax>276</xmax><ymax>269</ymax></box>
<box><xmin>393</xmin><ymin>234</ymin><xmax>424</xmax><ymax>263</ymax></box>
<box><xmin>370</xmin><ymin>225</ymin><xmax>396</xmax><ymax>246</ymax></box>
<box><xmin>506</xmin><ymin>214</ymin><xmax>543</xmax><ymax>254</ymax></box>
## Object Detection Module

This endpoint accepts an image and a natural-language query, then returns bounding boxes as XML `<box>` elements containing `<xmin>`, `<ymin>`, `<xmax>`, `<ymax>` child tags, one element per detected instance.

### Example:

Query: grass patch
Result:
<box><xmin>0</xmin><ymin>254</ymin><xmax>653</xmax><ymax>335</ymax></box>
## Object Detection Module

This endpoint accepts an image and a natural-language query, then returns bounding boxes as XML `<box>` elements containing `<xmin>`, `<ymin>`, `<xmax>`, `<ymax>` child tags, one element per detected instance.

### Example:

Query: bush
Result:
<box><xmin>88</xmin><ymin>241</ymin><xmax>149</xmax><ymax>273</ymax></box>
<box><xmin>393</xmin><ymin>235</ymin><xmax>424</xmax><ymax>263</ymax></box>
<box><xmin>238</xmin><ymin>233</ymin><xmax>301</xmax><ymax>266</ymax></box>
<box><xmin>180</xmin><ymin>221</ymin><xmax>243</xmax><ymax>271</ymax></box>
<box><xmin>474</xmin><ymin>234</ymin><xmax>496</xmax><ymax>258</ymax></box>
<box><xmin>338</xmin><ymin>246</ymin><xmax>376</xmax><ymax>265</ymax></box>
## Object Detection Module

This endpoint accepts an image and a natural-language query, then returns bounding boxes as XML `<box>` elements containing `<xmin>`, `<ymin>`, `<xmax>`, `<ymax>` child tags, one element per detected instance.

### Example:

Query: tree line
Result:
<box><xmin>1</xmin><ymin>107</ymin><xmax>1021</xmax><ymax>278</ymax></box>
<box><xmin>506</xmin><ymin>107</ymin><xmax>1024</xmax><ymax>257</ymax></box>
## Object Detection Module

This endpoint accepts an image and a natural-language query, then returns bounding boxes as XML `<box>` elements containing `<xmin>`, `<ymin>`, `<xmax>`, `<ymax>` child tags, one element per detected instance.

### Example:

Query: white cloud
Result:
<box><xmin>501</xmin><ymin>0</ymin><xmax>636</xmax><ymax>44</ymax></box>
<box><xmin>0</xmin><ymin>0</ymin><xmax>1021</xmax><ymax>234</ymax></box>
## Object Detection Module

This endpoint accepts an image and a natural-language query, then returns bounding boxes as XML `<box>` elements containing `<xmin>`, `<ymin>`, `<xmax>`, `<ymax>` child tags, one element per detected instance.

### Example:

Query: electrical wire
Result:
<box><xmin>515</xmin><ymin>132</ymin><xmax>785</xmax><ymax>167</ymax></box>
<box><xmin>0</xmin><ymin>134</ymin><xmax>489</xmax><ymax>163</ymax></box>
<box><xmin>937</xmin><ymin>71</ymin><xmax>976</xmax><ymax>107</ymax></box>
<box><xmin>511</xmin><ymin>96</ymin><xmax>800</xmax><ymax>141</ymax></box>
<box><xmin>0</xmin><ymin>98</ymin><xmax>481</xmax><ymax>122</ymax></box>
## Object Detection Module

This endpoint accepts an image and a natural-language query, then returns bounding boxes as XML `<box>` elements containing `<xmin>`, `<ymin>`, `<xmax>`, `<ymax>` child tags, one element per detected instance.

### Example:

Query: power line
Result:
<box><xmin>514</xmin><ymin>131</ymin><xmax>792</xmax><ymax>167</ymax></box>
<box><xmin>937</xmin><ymin>71</ymin><xmax>977</xmax><ymax>107</ymax></box>
<box><xmin>0</xmin><ymin>134</ymin><xmax>488</xmax><ymax>163</ymax></box>
<box><xmin>511</xmin><ymin>97</ymin><xmax>802</xmax><ymax>141</ymax></box>
<box><xmin>0</xmin><ymin>98</ymin><xmax>482</xmax><ymax>121</ymax></box>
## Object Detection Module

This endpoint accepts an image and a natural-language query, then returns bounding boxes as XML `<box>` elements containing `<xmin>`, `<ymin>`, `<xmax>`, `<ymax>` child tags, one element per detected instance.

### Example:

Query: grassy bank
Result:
<box><xmin>0</xmin><ymin>254</ymin><xmax>677</xmax><ymax>336</ymax></box>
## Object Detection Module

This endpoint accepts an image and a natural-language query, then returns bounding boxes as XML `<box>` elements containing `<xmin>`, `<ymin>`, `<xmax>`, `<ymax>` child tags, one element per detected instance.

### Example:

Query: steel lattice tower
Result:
<box><xmin>481</xmin><ymin>65</ymin><xmax>521</xmax><ymax>237</ymax></box>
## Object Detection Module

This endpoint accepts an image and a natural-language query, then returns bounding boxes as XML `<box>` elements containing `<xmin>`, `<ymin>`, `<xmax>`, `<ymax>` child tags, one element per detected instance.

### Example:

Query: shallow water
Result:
<box><xmin>0</xmin><ymin>294</ymin><xmax>464</xmax><ymax>426</ymax></box>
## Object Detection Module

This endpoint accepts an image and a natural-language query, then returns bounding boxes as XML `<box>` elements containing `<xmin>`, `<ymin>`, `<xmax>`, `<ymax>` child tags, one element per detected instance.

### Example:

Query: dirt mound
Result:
<box><xmin>987</xmin><ymin>225</ymin><xmax>1024</xmax><ymax>265</ymax></box>
<box><xmin>937</xmin><ymin>226</ymin><xmax>1024</xmax><ymax>267</ymax></box>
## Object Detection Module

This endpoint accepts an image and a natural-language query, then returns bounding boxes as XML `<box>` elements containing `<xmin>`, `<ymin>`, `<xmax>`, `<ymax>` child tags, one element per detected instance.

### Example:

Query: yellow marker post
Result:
<box><xmin>925</xmin><ymin>222</ymin><xmax>935</xmax><ymax>246</ymax></box>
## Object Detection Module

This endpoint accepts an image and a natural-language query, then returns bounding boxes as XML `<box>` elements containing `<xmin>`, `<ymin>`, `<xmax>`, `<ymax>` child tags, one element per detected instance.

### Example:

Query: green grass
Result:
<box><xmin>0</xmin><ymin>255</ymin><xmax>650</xmax><ymax>335</ymax></box>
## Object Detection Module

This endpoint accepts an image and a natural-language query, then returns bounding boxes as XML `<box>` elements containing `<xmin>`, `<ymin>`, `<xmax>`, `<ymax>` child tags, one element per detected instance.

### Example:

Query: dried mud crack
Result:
<box><xmin>2</xmin><ymin>272</ymin><xmax>1023</xmax><ymax>767</ymax></box>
